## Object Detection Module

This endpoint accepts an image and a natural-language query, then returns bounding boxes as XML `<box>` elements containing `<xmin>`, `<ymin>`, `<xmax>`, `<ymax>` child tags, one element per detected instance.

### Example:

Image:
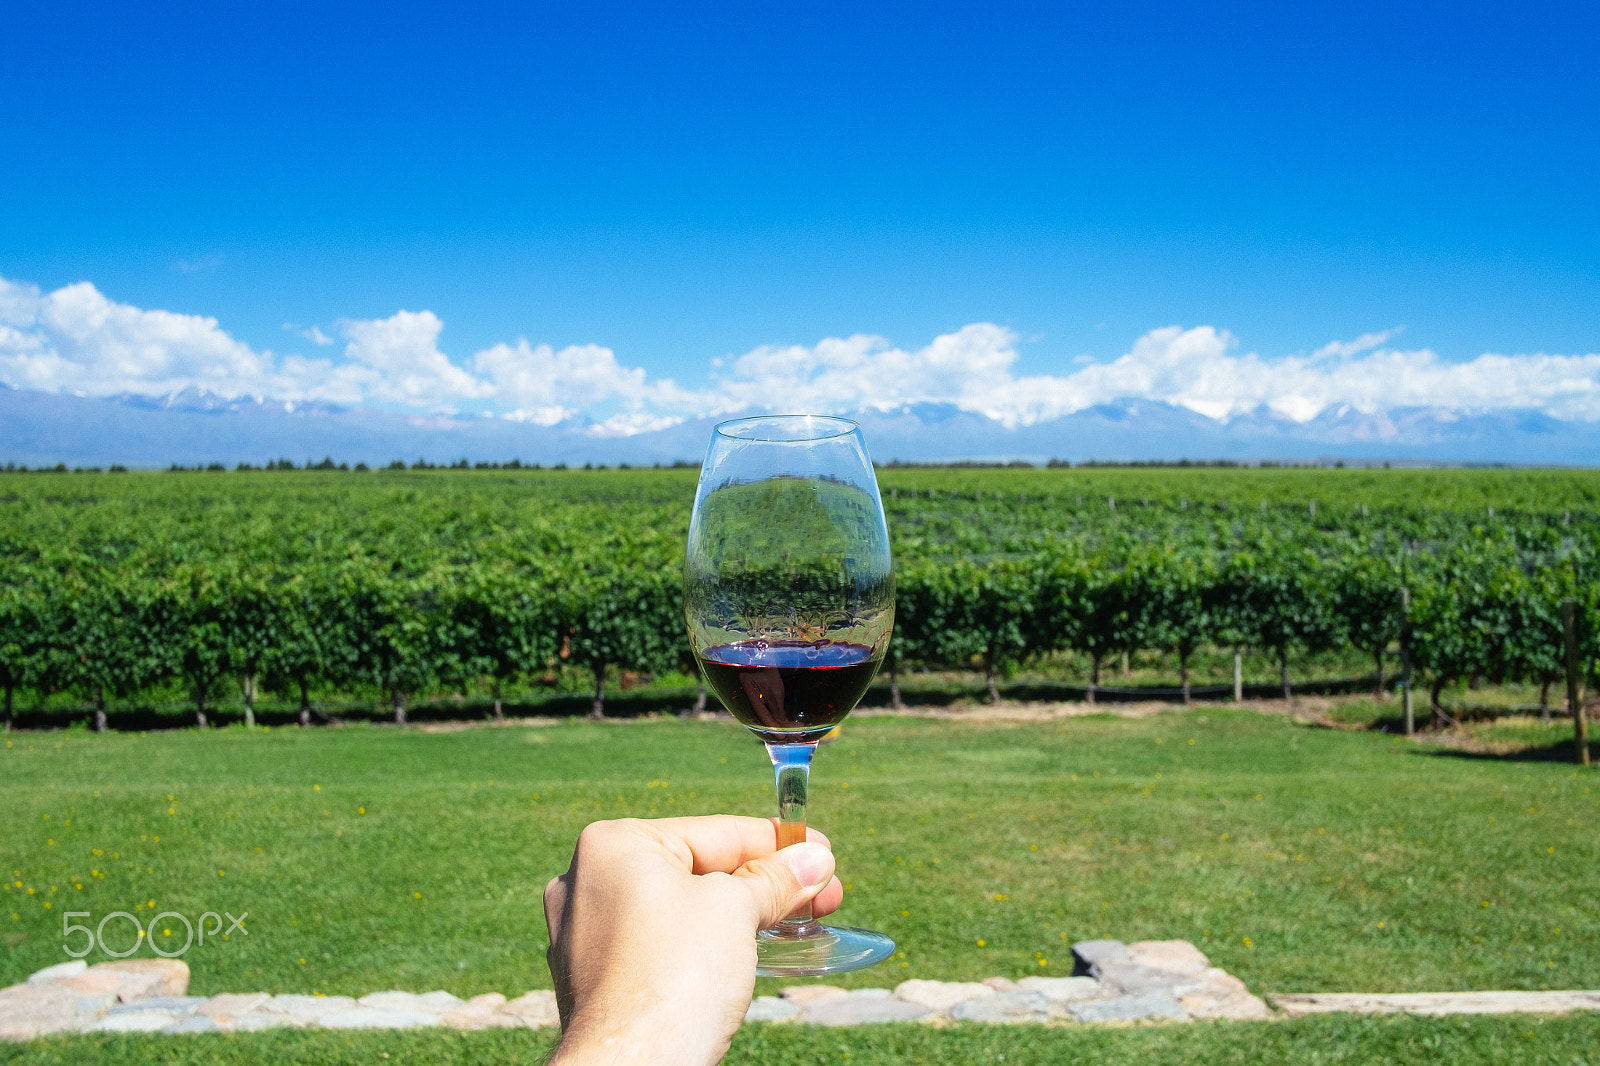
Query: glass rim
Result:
<box><xmin>713</xmin><ymin>414</ymin><xmax>859</xmax><ymax>443</ymax></box>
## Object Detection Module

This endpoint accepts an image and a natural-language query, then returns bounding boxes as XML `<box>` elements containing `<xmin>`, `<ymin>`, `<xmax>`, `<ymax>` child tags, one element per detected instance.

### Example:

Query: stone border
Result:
<box><xmin>1272</xmin><ymin>991</ymin><xmax>1600</xmax><ymax>1017</ymax></box>
<box><xmin>0</xmin><ymin>961</ymin><xmax>557</xmax><ymax>1040</ymax></box>
<box><xmin>746</xmin><ymin>939</ymin><xmax>1272</xmax><ymax>1027</ymax></box>
<box><xmin>4</xmin><ymin>941</ymin><xmax>1597</xmax><ymax>1041</ymax></box>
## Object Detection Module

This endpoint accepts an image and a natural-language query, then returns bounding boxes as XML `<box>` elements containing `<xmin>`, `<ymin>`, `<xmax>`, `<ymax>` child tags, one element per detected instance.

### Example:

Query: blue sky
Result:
<box><xmin>1</xmin><ymin>0</ymin><xmax>1597</xmax><ymax>435</ymax></box>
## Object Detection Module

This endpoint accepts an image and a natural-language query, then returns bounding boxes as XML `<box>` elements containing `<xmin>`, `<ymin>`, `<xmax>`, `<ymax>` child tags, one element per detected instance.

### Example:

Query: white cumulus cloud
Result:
<box><xmin>3</xmin><ymin>272</ymin><xmax>1599</xmax><ymax>436</ymax></box>
<box><xmin>473</xmin><ymin>339</ymin><xmax>647</xmax><ymax>426</ymax></box>
<box><xmin>1051</xmin><ymin>326</ymin><xmax>1600</xmax><ymax>424</ymax></box>
<box><xmin>0</xmin><ymin>276</ymin><xmax>276</xmax><ymax>398</ymax></box>
<box><xmin>339</xmin><ymin>310</ymin><xmax>492</xmax><ymax>411</ymax></box>
<box><xmin>714</xmin><ymin>324</ymin><xmax>1021</xmax><ymax>423</ymax></box>
<box><xmin>707</xmin><ymin>323</ymin><xmax>1600</xmax><ymax>428</ymax></box>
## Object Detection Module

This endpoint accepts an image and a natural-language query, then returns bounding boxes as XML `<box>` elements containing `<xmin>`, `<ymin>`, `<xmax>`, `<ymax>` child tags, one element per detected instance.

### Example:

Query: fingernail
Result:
<box><xmin>782</xmin><ymin>842</ymin><xmax>834</xmax><ymax>888</ymax></box>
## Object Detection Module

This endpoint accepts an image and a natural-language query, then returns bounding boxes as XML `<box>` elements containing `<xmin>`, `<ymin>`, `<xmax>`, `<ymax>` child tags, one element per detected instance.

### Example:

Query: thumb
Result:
<box><xmin>732</xmin><ymin>842</ymin><xmax>836</xmax><ymax>928</ymax></box>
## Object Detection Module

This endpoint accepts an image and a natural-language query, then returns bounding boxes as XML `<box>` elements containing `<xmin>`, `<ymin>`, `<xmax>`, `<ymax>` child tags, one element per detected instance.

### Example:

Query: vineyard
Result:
<box><xmin>1</xmin><ymin>466</ymin><xmax>1598</xmax><ymax>750</ymax></box>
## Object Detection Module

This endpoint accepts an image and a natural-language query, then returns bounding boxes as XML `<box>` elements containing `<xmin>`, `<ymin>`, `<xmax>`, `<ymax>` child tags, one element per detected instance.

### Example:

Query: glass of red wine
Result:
<box><xmin>685</xmin><ymin>414</ymin><xmax>896</xmax><ymax>976</ymax></box>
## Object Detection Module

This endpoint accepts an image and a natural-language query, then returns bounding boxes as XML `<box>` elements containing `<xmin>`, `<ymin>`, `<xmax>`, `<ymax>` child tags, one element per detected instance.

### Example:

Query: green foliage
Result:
<box><xmin>1045</xmin><ymin>553</ymin><xmax>1136</xmax><ymax>692</ymax></box>
<box><xmin>1</xmin><ymin>467</ymin><xmax>1599</xmax><ymax>724</ymax></box>
<box><xmin>165</xmin><ymin>565</ymin><xmax>232</xmax><ymax>726</ymax></box>
<box><xmin>1219</xmin><ymin>540</ymin><xmax>1345</xmax><ymax>695</ymax></box>
<box><xmin>1332</xmin><ymin>549</ymin><xmax>1404</xmax><ymax>688</ymax></box>
<box><xmin>62</xmin><ymin>571</ymin><xmax>173</xmax><ymax>710</ymax></box>
<box><xmin>450</xmin><ymin>561</ymin><xmax>561</xmax><ymax>718</ymax></box>
<box><xmin>566</xmin><ymin>563</ymin><xmax>681</xmax><ymax>716</ymax></box>
<box><xmin>1133</xmin><ymin>546</ymin><xmax>1212</xmax><ymax>678</ymax></box>
<box><xmin>1411</xmin><ymin>542</ymin><xmax>1529</xmax><ymax>709</ymax></box>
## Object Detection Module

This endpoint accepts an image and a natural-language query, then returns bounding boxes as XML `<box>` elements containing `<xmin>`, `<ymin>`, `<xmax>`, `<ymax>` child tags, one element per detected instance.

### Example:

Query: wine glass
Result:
<box><xmin>684</xmin><ymin>414</ymin><xmax>896</xmax><ymax>976</ymax></box>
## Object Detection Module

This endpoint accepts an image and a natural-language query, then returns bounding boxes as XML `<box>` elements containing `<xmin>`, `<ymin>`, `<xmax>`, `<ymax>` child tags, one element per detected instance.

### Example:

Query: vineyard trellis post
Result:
<box><xmin>1562</xmin><ymin>599</ymin><xmax>1589</xmax><ymax>766</ymax></box>
<box><xmin>1400</xmin><ymin>586</ymin><xmax>1414</xmax><ymax>737</ymax></box>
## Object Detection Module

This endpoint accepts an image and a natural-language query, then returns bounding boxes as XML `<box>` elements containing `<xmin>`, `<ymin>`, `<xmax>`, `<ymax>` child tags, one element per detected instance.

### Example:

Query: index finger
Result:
<box><xmin>635</xmin><ymin>814</ymin><xmax>832</xmax><ymax>874</ymax></box>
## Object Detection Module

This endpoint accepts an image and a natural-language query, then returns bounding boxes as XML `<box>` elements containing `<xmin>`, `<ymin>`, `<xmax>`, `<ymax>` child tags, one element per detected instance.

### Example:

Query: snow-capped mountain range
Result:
<box><xmin>0</xmin><ymin>385</ymin><xmax>1588</xmax><ymax>468</ymax></box>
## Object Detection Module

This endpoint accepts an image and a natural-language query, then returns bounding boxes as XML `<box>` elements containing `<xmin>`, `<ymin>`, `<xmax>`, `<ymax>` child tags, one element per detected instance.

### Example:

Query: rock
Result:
<box><xmin>501</xmin><ymin>990</ymin><xmax>559</xmax><ymax>1028</ymax></box>
<box><xmin>163</xmin><ymin>1014</ymin><xmax>221</xmax><ymax>1034</ymax></box>
<box><xmin>231</xmin><ymin>1013</ymin><xmax>291</xmax><ymax>1032</ymax></box>
<box><xmin>356</xmin><ymin>989</ymin><xmax>467</xmax><ymax>1014</ymax></box>
<box><xmin>357</xmin><ymin>990</ymin><xmax>465</xmax><ymax>1013</ymax></box>
<box><xmin>357</xmin><ymin>990</ymin><xmax>413</xmax><ymax>1009</ymax></box>
<box><xmin>256</xmin><ymin>994</ymin><xmax>359</xmax><ymax>1026</ymax></box>
<box><xmin>1017</xmin><ymin>976</ymin><xmax>1103</xmax><ymax>1003</ymax></box>
<box><xmin>75</xmin><ymin>993</ymin><xmax>121</xmax><ymax>1017</ymax></box>
<box><xmin>319</xmin><ymin>1006</ymin><xmax>440</xmax><ymax>1029</ymax></box>
<box><xmin>893</xmin><ymin>980</ymin><xmax>994</xmax><ymax>1012</ymax></box>
<box><xmin>90</xmin><ymin>1009</ymin><xmax>178</xmax><ymax>1032</ymax></box>
<box><xmin>803</xmin><ymin>989</ymin><xmax>931</xmax><ymax>1027</ymax></box>
<box><xmin>950</xmin><ymin>990</ymin><xmax>1052</xmax><ymax>1023</ymax></box>
<box><xmin>1181</xmin><ymin>990</ymin><xmax>1272</xmax><ymax>1021</ymax></box>
<box><xmin>744</xmin><ymin>996</ymin><xmax>801</xmax><ymax>1022</ymax></box>
<box><xmin>442</xmin><ymin>1012</ymin><xmax>522</xmax><ymax>1030</ymax></box>
<box><xmin>1071</xmin><ymin>939</ymin><xmax>1131</xmax><ymax>972</ymax></box>
<box><xmin>109</xmin><ymin>996</ymin><xmax>206</xmax><ymax>1015</ymax></box>
<box><xmin>198</xmin><ymin>992</ymin><xmax>272</xmax><ymax>1029</ymax></box>
<box><xmin>57</xmin><ymin>969</ymin><xmax>162</xmax><ymax>1002</ymax></box>
<box><xmin>92</xmin><ymin>959</ymin><xmax>190</xmax><ymax>998</ymax></box>
<box><xmin>0</xmin><ymin>982</ymin><xmax>105</xmax><ymax>1039</ymax></box>
<box><xmin>1126</xmin><ymin>941</ymin><xmax>1211</xmax><ymax>977</ymax></box>
<box><xmin>780</xmin><ymin>985</ymin><xmax>849</xmax><ymax>1004</ymax></box>
<box><xmin>1092</xmin><ymin>960</ymin><xmax>1211</xmax><ymax>997</ymax></box>
<box><xmin>442</xmin><ymin>1008</ymin><xmax>524</xmax><ymax>1030</ymax></box>
<box><xmin>49</xmin><ymin>960</ymin><xmax>186</xmax><ymax>1005</ymax></box>
<box><xmin>27</xmin><ymin>961</ymin><xmax>88</xmax><ymax>984</ymax></box>
<box><xmin>1085</xmin><ymin>941</ymin><xmax>1220</xmax><ymax>999</ymax></box>
<box><xmin>981</xmin><ymin>977</ymin><xmax>1018</xmax><ymax>992</ymax></box>
<box><xmin>417</xmin><ymin>990</ymin><xmax>468</xmax><ymax>1012</ymax></box>
<box><xmin>440</xmin><ymin>994</ymin><xmax>522</xmax><ymax>1030</ymax></box>
<box><xmin>1068</xmin><ymin>994</ymin><xmax>1188</xmax><ymax>1023</ymax></box>
<box><xmin>1178</xmin><ymin>969</ymin><xmax>1273</xmax><ymax>1021</ymax></box>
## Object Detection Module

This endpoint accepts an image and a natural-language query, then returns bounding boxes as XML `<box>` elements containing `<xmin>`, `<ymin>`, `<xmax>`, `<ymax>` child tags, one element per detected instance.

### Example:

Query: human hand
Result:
<box><xmin>544</xmin><ymin>815</ymin><xmax>844</xmax><ymax>1066</ymax></box>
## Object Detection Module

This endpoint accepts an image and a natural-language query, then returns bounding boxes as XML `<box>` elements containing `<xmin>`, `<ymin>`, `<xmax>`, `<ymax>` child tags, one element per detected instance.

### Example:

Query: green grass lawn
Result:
<box><xmin>4</xmin><ymin>709</ymin><xmax>1598</xmax><ymax>1063</ymax></box>
<box><xmin>6</xmin><ymin>1013</ymin><xmax>1600</xmax><ymax>1066</ymax></box>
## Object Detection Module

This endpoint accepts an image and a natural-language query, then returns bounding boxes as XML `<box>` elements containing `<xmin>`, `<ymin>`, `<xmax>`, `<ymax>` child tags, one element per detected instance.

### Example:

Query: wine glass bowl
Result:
<box><xmin>685</xmin><ymin>414</ymin><xmax>896</xmax><ymax>976</ymax></box>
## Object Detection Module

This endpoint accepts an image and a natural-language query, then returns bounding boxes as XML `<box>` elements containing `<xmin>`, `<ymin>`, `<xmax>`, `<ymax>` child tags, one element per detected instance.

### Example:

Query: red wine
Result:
<box><xmin>697</xmin><ymin>640</ymin><xmax>882</xmax><ymax>745</ymax></box>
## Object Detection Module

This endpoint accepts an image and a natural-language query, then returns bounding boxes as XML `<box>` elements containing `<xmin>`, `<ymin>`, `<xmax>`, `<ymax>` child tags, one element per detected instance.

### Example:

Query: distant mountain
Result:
<box><xmin>855</xmin><ymin>402</ymin><xmax>1589</xmax><ymax>465</ymax></box>
<box><xmin>107</xmin><ymin>386</ymin><xmax>347</xmax><ymax>417</ymax></box>
<box><xmin>0</xmin><ymin>386</ymin><xmax>1593</xmax><ymax>467</ymax></box>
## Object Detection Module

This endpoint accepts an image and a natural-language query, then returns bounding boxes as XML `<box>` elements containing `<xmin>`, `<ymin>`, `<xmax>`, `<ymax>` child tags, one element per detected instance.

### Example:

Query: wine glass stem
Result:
<box><xmin>768</xmin><ymin>741</ymin><xmax>819</xmax><ymax>935</ymax></box>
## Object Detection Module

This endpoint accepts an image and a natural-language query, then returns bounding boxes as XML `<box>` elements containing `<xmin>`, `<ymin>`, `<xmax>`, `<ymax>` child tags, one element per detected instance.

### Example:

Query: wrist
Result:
<box><xmin>549</xmin><ymin>1009</ymin><xmax>725</xmax><ymax>1066</ymax></box>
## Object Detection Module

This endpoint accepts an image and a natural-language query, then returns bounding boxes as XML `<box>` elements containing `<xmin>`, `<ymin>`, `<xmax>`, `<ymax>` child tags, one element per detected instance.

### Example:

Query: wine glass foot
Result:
<box><xmin>755</xmin><ymin>924</ymin><xmax>895</xmax><ymax>977</ymax></box>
